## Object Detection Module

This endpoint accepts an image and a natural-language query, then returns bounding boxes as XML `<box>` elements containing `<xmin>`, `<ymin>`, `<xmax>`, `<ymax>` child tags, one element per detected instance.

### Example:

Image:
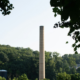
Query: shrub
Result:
<box><xmin>0</xmin><ymin>76</ymin><xmax>6</xmax><ymax>80</ymax></box>
<box><xmin>18</xmin><ymin>74</ymin><xmax>29</xmax><ymax>80</ymax></box>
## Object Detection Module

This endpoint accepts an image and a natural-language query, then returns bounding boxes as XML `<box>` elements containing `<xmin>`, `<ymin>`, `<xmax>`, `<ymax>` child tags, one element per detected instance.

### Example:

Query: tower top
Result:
<box><xmin>40</xmin><ymin>26</ymin><xmax>44</xmax><ymax>29</ymax></box>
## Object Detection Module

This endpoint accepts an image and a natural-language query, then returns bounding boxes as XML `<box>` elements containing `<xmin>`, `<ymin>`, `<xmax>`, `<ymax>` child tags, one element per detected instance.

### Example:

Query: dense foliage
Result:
<box><xmin>50</xmin><ymin>0</ymin><xmax>80</xmax><ymax>54</ymax></box>
<box><xmin>0</xmin><ymin>45</ymin><xmax>80</xmax><ymax>80</ymax></box>
<box><xmin>0</xmin><ymin>76</ymin><xmax>6</xmax><ymax>80</ymax></box>
<box><xmin>1</xmin><ymin>73</ymin><xmax>80</xmax><ymax>80</ymax></box>
<box><xmin>0</xmin><ymin>0</ymin><xmax>14</xmax><ymax>15</ymax></box>
<box><xmin>56</xmin><ymin>72</ymin><xmax>80</xmax><ymax>80</ymax></box>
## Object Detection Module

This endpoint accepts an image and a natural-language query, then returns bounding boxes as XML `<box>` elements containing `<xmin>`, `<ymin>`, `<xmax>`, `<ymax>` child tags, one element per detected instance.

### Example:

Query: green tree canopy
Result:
<box><xmin>77</xmin><ymin>67</ymin><xmax>80</xmax><ymax>73</ymax></box>
<box><xmin>50</xmin><ymin>0</ymin><xmax>80</xmax><ymax>54</ymax></box>
<box><xmin>0</xmin><ymin>52</ymin><xmax>9</xmax><ymax>62</ymax></box>
<box><xmin>18</xmin><ymin>74</ymin><xmax>29</xmax><ymax>80</ymax></box>
<box><xmin>0</xmin><ymin>76</ymin><xmax>6</xmax><ymax>80</ymax></box>
<box><xmin>56</xmin><ymin>72</ymin><xmax>71</xmax><ymax>80</ymax></box>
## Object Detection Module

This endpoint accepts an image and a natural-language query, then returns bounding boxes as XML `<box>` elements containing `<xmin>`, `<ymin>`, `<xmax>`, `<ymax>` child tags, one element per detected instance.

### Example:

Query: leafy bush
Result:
<box><xmin>18</xmin><ymin>74</ymin><xmax>29</xmax><ymax>80</ymax></box>
<box><xmin>0</xmin><ymin>76</ymin><xmax>6</xmax><ymax>80</ymax></box>
<box><xmin>71</xmin><ymin>73</ymin><xmax>80</xmax><ymax>80</ymax></box>
<box><xmin>56</xmin><ymin>72</ymin><xmax>71</xmax><ymax>80</ymax></box>
<box><xmin>43</xmin><ymin>78</ymin><xmax>50</xmax><ymax>80</ymax></box>
<box><xmin>35</xmin><ymin>78</ymin><xmax>38</xmax><ymax>80</ymax></box>
<box><xmin>12</xmin><ymin>77</ymin><xmax>18</xmax><ymax>80</ymax></box>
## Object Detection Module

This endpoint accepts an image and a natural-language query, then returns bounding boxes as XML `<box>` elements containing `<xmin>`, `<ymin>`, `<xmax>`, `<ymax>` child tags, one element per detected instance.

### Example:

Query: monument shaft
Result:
<box><xmin>39</xmin><ymin>26</ymin><xmax>45</xmax><ymax>80</ymax></box>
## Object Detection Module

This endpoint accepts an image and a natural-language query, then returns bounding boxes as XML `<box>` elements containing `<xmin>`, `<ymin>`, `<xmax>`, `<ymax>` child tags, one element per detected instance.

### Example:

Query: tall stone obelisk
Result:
<box><xmin>39</xmin><ymin>26</ymin><xmax>45</xmax><ymax>80</ymax></box>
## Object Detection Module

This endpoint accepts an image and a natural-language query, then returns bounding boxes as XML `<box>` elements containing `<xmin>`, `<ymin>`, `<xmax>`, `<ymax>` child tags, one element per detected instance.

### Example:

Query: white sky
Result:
<box><xmin>0</xmin><ymin>0</ymin><xmax>80</xmax><ymax>56</ymax></box>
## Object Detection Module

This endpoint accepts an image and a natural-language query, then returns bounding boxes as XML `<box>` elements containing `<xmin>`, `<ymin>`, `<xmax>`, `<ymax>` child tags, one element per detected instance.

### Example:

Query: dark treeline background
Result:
<box><xmin>0</xmin><ymin>44</ymin><xmax>80</xmax><ymax>80</ymax></box>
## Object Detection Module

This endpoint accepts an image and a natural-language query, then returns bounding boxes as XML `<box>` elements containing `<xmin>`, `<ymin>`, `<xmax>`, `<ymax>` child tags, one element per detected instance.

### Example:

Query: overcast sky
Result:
<box><xmin>0</xmin><ymin>0</ymin><xmax>79</xmax><ymax>56</ymax></box>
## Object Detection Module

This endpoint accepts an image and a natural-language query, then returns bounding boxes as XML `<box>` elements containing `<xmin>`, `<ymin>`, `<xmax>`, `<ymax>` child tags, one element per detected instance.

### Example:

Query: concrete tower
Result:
<box><xmin>39</xmin><ymin>26</ymin><xmax>45</xmax><ymax>80</ymax></box>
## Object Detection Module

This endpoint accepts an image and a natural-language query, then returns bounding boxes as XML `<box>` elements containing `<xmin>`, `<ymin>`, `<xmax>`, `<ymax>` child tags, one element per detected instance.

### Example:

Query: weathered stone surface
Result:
<box><xmin>39</xmin><ymin>26</ymin><xmax>45</xmax><ymax>80</ymax></box>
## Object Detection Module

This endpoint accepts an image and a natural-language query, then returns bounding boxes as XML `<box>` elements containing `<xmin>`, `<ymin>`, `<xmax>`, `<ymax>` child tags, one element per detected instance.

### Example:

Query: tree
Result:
<box><xmin>62</xmin><ymin>60</ymin><xmax>70</xmax><ymax>73</ymax></box>
<box><xmin>56</xmin><ymin>72</ymin><xmax>71</xmax><ymax>80</ymax></box>
<box><xmin>45</xmin><ymin>58</ymin><xmax>55</xmax><ymax>80</ymax></box>
<box><xmin>71</xmin><ymin>73</ymin><xmax>80</xmax><ymax>80</ymax></box>
<box><xmin>62</xmin><ymin>54</ymin><xmax>68</xmax><ymax>61</ymax></box>
<box><xmin>33</xmin><ymin>51</ymin><xmax>39</xmax><ymax>57</ymax></box>
<box><xmin>73</xmin><ymin>54</ymin><xmax>80</xmax><ymax>64</ymax></box>
<box><xmin>18</xmin><ymin>74</ymin><xmax>29</xmax><ymax>80</ymax></box>
<box><xmin>76</xmin><ymin>67</ymin><xmax>80</xmax><ymax>73</ymax></box>
<box><xmin>0</xmin><ymin>76</ymin><xmax>6</xmax><ymax>80</ymax></box>
<box><xmin>0</xmin><ymin>52</ymin><xmax>9</xmax><ymax>62</ymax></box>
<box><xmin>12</xmin><ymin>77</ymin><xmax>18</xmax><ymax>80</ymax></box>
<box><xmin>35</xmin><ymin>78</ymin><xmax>38</xmax><ymax>80</ymax></box>
<box><xmin>70</xmin><ymin>68</ymin><xmax>76</xmax><ymax>74</ymax></box>
<box><xmin>53</xmin><ymin>52</ymin><xmax>60</xmax><ymax>62</ymax></box>
<box><xmin>56</xmin><ymin>61</ymin><xmax>63</xmax><ymax>72</ymax></box>
<box><xmin>43</xmin><ymin>78</ymin><xmax>50</xmax><ymax>80</ymax></box>
<box><xmin>50</xmin><ymin>0</ymin><xmax>80</xmax><ymax>54</ymax></box>
<box><xmin>0</xmin><ymin>0</ymin><xmax>14</xmax><ymax>15</ymax></box>
<box><xmin>67</xmin><ymin>57</ymin><xmax>76</xmax><ymax>67</ymax></box>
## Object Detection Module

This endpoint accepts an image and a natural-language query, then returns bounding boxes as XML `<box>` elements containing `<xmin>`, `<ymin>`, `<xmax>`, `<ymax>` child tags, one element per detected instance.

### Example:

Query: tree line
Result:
<box><xmin>0</xmin><ymin>44</ymin><xmax>80</xmax><ymax>80</ymax></box>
